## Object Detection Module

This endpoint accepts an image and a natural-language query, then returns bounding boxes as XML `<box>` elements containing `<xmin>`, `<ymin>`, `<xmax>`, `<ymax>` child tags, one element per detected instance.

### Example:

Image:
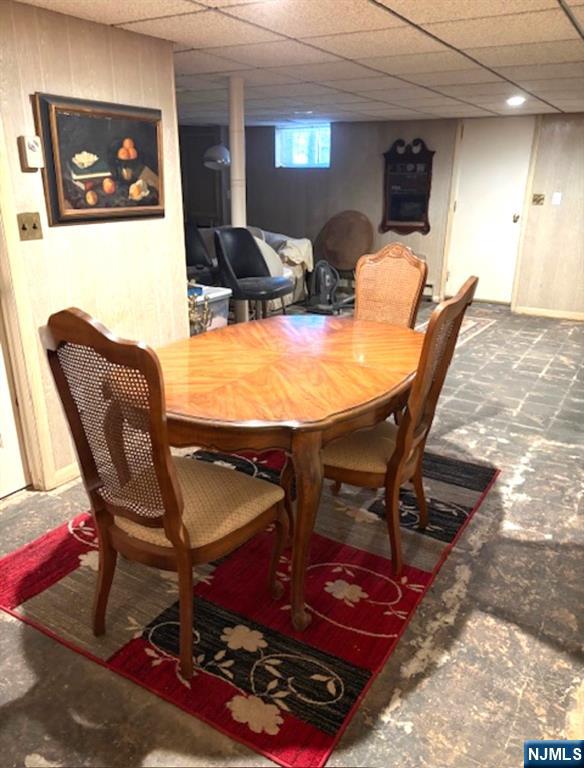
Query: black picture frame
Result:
<box><xmin>380</xmin><ymin>138</ymin><xmax>434</xmax><ymax>236</ymax></box>
<box><xmin>34</xmin><ymin>92</ymin><xmax>164</xmax><ymax>225</ymax></box>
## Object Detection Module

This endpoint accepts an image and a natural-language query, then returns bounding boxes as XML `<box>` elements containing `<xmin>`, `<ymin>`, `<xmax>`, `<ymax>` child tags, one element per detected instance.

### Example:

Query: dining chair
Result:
<box><xmin>354</xmin><ymin>242</ymin><xmax>428</xmax><ymax>328</ymax></box>
<box><xmin>185</xmin><ymin>220</ymin><xmax>217</xmax><ymax>285</ymax></box>
<box><xmin>43</xmin><ymin>308</ymin><xmax>288</xmax><ymax>679</ymax></box>
<box><xmin>322</xmin><ymin>277</ymin><xmax>478</xmax><ymax>575</ymax></box>
<box><xmin>215</xmin><ymin>227</ymin><xmax>295</xmax><ymax>319</ymax></box>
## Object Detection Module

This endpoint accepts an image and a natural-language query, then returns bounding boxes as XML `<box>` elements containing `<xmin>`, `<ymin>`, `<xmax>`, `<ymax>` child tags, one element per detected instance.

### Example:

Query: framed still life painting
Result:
<box><xmin>34</xmin><ymin>93</ymin><xmax>164</xmax><ymax>224</ymax></box>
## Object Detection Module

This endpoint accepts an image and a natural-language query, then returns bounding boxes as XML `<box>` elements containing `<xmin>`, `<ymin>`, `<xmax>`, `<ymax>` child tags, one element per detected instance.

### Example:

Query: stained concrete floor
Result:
<box><xmin>1</xmin><ymin>303</ymin><xmax>582</xmax><ymax>768</ymax></box>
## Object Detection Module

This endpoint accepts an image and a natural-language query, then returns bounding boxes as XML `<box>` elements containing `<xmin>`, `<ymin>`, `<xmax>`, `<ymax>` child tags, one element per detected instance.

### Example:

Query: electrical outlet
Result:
<box><xmin>17</xmin><ymin>212</ymin><xmax>43</xmax><ymax>241</ymax></box>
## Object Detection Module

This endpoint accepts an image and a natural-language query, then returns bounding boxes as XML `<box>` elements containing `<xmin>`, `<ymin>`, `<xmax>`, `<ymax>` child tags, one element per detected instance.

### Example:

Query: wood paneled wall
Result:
<box><xmin>0</xmin><ymin>0</ymin><xmax>188</xmax><ymax>486</ymax></box>
<box><xmin>514</xmin><ymin>115</ymin><xmax>584</xmax><ymax>318</ymax></box>
<box><xmin>245</xmin><ymin>120</ymin><xmax>458</xmax><ymax>292</ymax></box>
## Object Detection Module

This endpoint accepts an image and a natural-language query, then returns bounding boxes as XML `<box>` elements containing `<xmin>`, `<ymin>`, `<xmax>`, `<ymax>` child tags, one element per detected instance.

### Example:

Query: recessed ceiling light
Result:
<box><xmin>294</xmin><ymin>110</ymin><xmax>313</xmax><ymax>115</ymax></box>
<box><xmin>506</xmin><ymin>95</ymin><xmax>526</xmax><ymax>107</ymax></box>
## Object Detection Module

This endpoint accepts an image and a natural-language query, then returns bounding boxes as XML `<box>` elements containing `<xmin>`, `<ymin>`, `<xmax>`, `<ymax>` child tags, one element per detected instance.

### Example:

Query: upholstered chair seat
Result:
<box><xmin>115</xmin><ymin>457</ymin><xmax>284</xmax><ymax>548</ymax></box>
<box><xmin>322</xmin><ymin>421</ymin><xmax>398</xmax><ymax>475</ymax></box>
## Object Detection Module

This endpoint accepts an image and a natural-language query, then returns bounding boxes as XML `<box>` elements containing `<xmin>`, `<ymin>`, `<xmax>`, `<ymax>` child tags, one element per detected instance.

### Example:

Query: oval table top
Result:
<box><xmin>157</xmin><ymin>315</ymin><xmax>424</xmax><ymax>428</ymax></box>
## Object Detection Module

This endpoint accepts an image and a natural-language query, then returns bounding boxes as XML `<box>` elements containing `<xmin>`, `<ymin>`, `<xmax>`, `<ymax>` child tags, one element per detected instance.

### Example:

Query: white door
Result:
<box><xmin>445</xmin><ymin>117</ymin><xmax>535</xmax><ymax>302</ymax></box>
<box><xmin>0</xmin><ymin>338</ymin><xmax>26</xmax><ymax>498</ymax></box>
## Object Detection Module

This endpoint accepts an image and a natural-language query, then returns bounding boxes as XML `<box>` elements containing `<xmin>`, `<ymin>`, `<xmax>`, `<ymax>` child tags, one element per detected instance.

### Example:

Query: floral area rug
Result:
<box><xmin>0</xmin><ymin>452</ymin><xmax>498</xmax><ymax>768</ymax></box>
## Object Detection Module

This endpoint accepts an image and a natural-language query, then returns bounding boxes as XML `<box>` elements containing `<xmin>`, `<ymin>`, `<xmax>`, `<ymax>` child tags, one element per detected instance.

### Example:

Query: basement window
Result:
<box><xmin>275</xmin><ymin>124</ymin><xmax>331</xmax><ymax>168</ymax></box>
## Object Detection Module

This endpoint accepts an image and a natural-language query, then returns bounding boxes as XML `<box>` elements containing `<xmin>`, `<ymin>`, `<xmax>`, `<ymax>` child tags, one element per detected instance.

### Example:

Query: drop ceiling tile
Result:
<box><xmin>418</xmin><ymin>104</ymin><xmax>495</xmax><ymax>116</ymax></box>
<box><xmin>339</xmin><ymin>100</ymin><xmax>411</xmax><ymax>112</ymax></box>
<box><xmin>370</xmin><ymin>85</ymin><xmax>444</xmax><ymax>100</ymax></box>
<box><xmin>121</xmin><ymin>8</ymin><xmax>282</xmax><ymax>47</ymax></box>
<box><xmin>206</xmin><ymin>41</ymin><xmax>337</xmax><ymax>68</ymax></box>
<box><xmin>467</xmin><ymin>41</ymin><xmax>584</xmax><ymax>67</ymax></box>
<box><xmin>437</xmin><ymin>82</ymin><xmax>528</xmax><ymax>98</ymax></box>
<box><xmin>174</xmin><ymin>49</ymin><xmax>251</xmax><ymax>75</ymax></box>
<box><xmin>495</xmin><ymin>63</ymin><xmax>584</xmax><ymax>80</ymax></box>
<box><xmin>424</xmin><ymin>10</ymin><xmax>578</xmax><ymax>50</ymax></box>
<box><xmin>485</xmin><ymin>101</ymin><xmax>560</xmax><ymax>114</ymax></box>
<box><xmin>246</xmin><ymin>83</ymin><xmax>336</xmax><ymax>98</ymax></box>
<box><xmin>319</xmin><ymin>75</ymin><xmax>413</xmax><ymax>91</ymax></box>
<box><xmin>375</xmin><ymin>0</ymin><xmax>556</xmax><ymax>24</ymax></box>
<box><xmin>382</xmin><ymin>94</ymin><xmax>467</xmax><ymax>107</ymax></box>
<box><xmin>245</xmin><ymin>97</ymin><xmax>296</xmax><ymax>108</ymax></box>
<box><xmin>223</xmin><ymin>68</ymin><xmax>303</xmax><ymax>85</ymax></box>
<box><xmin>519</xmin><ymin>78</ymin><xmax>584</xmax><ymax>94</ymax></box>
<box><xmin>547</xmin><ymin>98</ymin><xmax>584</xmax><ymax>111</ymax></box>
<box><xmin>407</xmin><ymin>69</ymin><xmax>503</xmax><ymax>86</ymax></box>
<box><xmin>266</xmin><ymin>61</ymin><xmax>379</xmax><ymax>81</ymax></box>
<box><xmin>175</xmin><ymin>73</ymin><xmax>229</xmax><ymax>89</ymax></box>
<box><xmin>198</xmin><ymin>0</ymin><xmax>279</xmax><ymax>5</ymax></box>
<box><xmin>284</xmin><ymin>93</ymin><xmax>373</xmax><ymax>106</ymax></box>
<box><xmin>24</xmin><ymin>0</ymin><xmax>204</xmax><ymax>24</ymax></box>
<box><xmin>225</xmin><ymin>0</ymin><xmax>403</xmax><ymax>38</ymax></box>
<box><xmin>360</xmin><ymin>50</ymin><xmax>472</xmax><ymax>75</ymax></box>
<box><xmin>176</xmin><ymin>88</ymin><xmax>227</xmax><ymax>103</ymax></box>
<box><xmin>359</xmin><ymin>106</ymin><xmax>430</xmax><ymax>118</ymax></box>
<box><xmin>308</xmin><ymin>26</ymin><xmax>445</xmax><ymax>59</ymax></box>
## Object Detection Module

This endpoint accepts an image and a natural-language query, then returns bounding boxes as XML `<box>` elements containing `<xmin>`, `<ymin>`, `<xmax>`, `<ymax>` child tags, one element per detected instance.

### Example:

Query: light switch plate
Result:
<box><xmin>17</xmin><ymin>212</ymin><xmax>43</xmax><ymax>241</ymax></box>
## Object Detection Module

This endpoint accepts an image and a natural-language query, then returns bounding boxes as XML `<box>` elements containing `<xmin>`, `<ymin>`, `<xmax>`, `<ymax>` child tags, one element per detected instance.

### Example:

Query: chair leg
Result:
<box><xmin>177</xmin><ymin>549</ymin><xmax>194</xmax><ymax>680</ymax></box>
<box><xmin>262</xmin><ymin>300</ymin><xmax>268</xmax><ymax>319</ymax></box>
<box><xmin>268</xmin><ymin>503</ymin><xmax>289</xmax><ymax>599</ymax></box>
<box><xmin>93</xmin><ymin>516</ymin><xmax>117</xmax><ymax>637</ymax></box>
<box><xmin>331</xmin><ymin>480</ymin><xmax>342</xmax><ymax>496</ymax></box>
<box><xmin>412</xmin><ymin>461</ymin><xmax>429</xmax><ymax>529</ymax></box>
<box><xmin>385</xmin><ymin>478</ymin><xmax>403</xmax><ymax>577</ymax></box>
<box><xmin>281</xmin><ymin>297</ymin><xmax>287</xmax><ymax>315</ymax></box>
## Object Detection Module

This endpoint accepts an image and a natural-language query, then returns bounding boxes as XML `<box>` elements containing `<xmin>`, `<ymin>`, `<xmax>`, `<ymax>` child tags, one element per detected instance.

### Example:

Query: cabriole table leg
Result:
<box><xmin>290</xmin><ymin>430</ymin><xmax>323</xmax><ymax>631</ymax></box>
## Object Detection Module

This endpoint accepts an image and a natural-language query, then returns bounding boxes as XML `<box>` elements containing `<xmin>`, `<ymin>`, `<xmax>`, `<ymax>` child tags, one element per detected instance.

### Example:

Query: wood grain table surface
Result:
<box><xmin>158</xmin><ymin>315</ymin><xmax>424</xmax><ymax>630</ymax></box>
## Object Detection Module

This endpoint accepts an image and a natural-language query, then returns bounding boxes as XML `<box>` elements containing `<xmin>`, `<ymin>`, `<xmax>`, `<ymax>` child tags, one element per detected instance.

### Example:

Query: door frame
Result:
<box><xmin>0</xmin><ymin>114</ymin><xmax>57</xmax><ymax>490</ymax></box>
<box><xmin>440</xmin><ymin>116</ymin><xmax>536</xmax><ymax>304</ymax></box>
<box><xmin>0</xmin><ymin>307</ymin><xmax>28</xmax><ymax>495</ymax></box>
<box><xmin>510</xmin><ymin>116</ymin><xmax>541</xmax><ymax>313</ymax></box>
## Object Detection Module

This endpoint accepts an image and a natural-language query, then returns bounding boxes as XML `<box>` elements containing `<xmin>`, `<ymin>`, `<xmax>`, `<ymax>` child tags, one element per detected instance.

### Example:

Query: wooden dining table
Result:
<box><xmin>157</xmin><ymin>314</ymin><xmax>424</xmax><ymax>631</ymax></box>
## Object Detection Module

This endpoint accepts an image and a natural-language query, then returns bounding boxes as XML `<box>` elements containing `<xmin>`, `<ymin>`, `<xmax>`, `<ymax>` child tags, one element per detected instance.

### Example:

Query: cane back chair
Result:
<box><xmin>354</xmin><ymin>242</ymin><xmax>427</xmax><ymax>328</ymax></box>
<box><xmin>44</xmin><ymin>308</ymin><xmax>288</xmax><ymax>679</ymax></box>
<box><xmin>322</xmin><ymin>277</ymin><xmax>478</xmax><ymax>575</ymax></box>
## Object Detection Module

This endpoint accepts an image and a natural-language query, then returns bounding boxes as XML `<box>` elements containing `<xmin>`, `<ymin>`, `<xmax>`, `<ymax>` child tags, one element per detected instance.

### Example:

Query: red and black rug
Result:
<box><xmin>0</xmin><ymin>451</ymin><xmax>498</xmax><ymax>768</ymax></box>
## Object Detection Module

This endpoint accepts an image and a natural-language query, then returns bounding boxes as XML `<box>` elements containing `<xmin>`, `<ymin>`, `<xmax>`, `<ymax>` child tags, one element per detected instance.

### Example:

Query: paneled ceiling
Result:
<box><xmin>21</xmin><ymin>0</ymin><xmax>584</xmax><ymax>124</ymax></box>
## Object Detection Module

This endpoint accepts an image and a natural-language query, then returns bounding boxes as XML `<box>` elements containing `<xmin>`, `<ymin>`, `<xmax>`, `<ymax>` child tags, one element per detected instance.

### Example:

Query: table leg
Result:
<box><xmin>290</xmin><ymin>430</ymin><xmax>323</xmax><ymax>631</ymax></box>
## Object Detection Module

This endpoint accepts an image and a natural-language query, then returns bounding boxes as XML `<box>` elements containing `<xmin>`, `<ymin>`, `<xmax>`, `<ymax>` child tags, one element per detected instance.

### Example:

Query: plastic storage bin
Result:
<box><xmin>187</xmin><ymin>284</ymin><xmax>232</xmax><ymax>335</ymax></box>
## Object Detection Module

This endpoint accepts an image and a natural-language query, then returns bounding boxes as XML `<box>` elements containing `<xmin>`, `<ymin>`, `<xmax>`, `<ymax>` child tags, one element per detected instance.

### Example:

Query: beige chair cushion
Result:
<box><xmin>115</xmin><ymin>457</ymin><xmax>284</xmax><ymax>548</ymax></box>
<box><xmin>322</xmin><ymin>420</ymin><xmax>398</xmax><ymax>475</ymax></box>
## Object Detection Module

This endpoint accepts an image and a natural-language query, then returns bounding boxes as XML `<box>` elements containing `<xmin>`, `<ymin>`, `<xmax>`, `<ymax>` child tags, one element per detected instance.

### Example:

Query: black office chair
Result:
<box><xmin>214</xmin><ymin>228</ymin><xmax>295</xmax><ymax>319</ymax></box>
<box><xmin>185</xmin><ymin>221</ymin><xmax>217</xmax><ymax>285</ymax></box>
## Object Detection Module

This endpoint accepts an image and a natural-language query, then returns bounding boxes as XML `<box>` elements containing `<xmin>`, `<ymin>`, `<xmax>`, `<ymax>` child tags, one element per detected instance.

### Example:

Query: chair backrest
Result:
<box><xmin>394</xmin><ymin>277</ymin><xmax>479</xmax><ymax>469</ymax></box>
<box><xmin>354</xmin><ymin>243</ymin><xmax>428</xmax><ymax>328</ymax></box>
<box><xmin>215</xmin><ymin>227</ymin><xmax>270</xmax><ymax>289</ymax></box>
<box><xmin>185</xmin><ymin>221</ymin><xmax>215</xmax><ymax>270</ymax></box>
<box><xmin>43</xmin><ymin>309</ymin><xmax>185</xmax><ymax>543</ymax></box>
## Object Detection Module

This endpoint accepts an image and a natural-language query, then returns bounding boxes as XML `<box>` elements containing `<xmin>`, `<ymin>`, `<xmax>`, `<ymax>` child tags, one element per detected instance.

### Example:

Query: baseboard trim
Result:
<box><xmin>513</xmin><ymin>306</ymin><xmax>584</xmax><ymax>321</ymax></box>
<box><xmin>51</xmin><ymin>463</ymin><xmax>80</xmax><ymax>489</ymax></box>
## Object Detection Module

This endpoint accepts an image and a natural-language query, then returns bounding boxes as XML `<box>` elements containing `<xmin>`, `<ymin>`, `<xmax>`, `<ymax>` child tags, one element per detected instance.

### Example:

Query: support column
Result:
<box><xmin>229</xmin><ymin>76</ymin><xmax>248</xmax><ymax>322</ymax></box>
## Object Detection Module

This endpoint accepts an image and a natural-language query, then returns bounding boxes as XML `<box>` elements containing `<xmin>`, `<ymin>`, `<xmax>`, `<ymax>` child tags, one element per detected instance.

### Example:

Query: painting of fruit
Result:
<box><xmin>35</xmin><ymin>93</ymin><xmax>164</xmax><ymax>224</ymax></box>
<box><xmin>102</xmin><ymin>178</ymin><xmax>116</xmax><ymax>195</ymax></box>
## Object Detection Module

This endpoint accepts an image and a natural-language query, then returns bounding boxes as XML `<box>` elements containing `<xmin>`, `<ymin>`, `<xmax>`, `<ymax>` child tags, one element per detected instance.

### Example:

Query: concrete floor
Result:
<box><xmin>1</xmin><ymin>303</ymin><xmax>582</xmax><ymax>768</ymax></box>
